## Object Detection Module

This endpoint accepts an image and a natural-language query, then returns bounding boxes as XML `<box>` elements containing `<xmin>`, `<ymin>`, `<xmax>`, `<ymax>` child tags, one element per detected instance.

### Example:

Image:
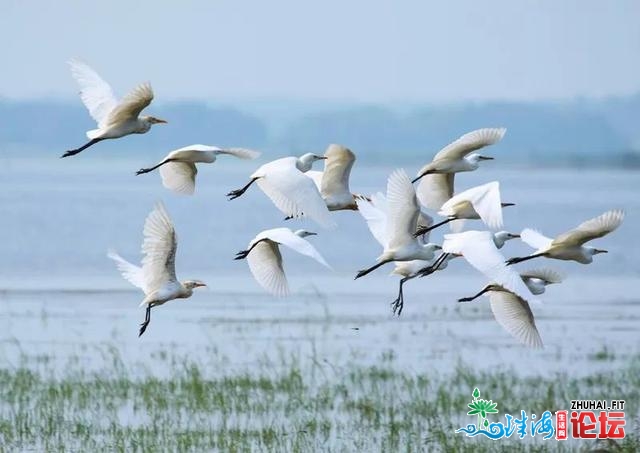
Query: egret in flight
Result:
<box><xmin>63</xmin><ymin>59</ymin><xmax>167</xmax><ymax>158</ymax></box>
<box><xmin>135</xmin><ymin>144</ymin><xmax>260</xmax><ymax>195</ymax></box>
<box><xmin>227</xmin><ymin>153</ymin><xmax>336</xmax><ymax>228</ymax></box>
<box><xmin>354</xmin><ymin>169</ymin><xmax>442</xmax><ymax>280</ymax></box>
<box><xmin>305</xmin><ymin>144</ymin><xmax>361</xmax><ymax>211</ymax></box>
<box><xmin>108</xmin><ymin>202</ymin><xmax>206</xmax><ymax>337</ymax></box>
<box><xmin>412</xmin><ymin>128</ymin><xmax>505</xmax><ymax>184</ymax></box>
<box><xmin>458</xmin><ymin>267</ymin><xmax>563</xmax><ymax>302</ymax></box>
<box><xmin>414</xmin><ymin>181</ymin><xmax>514</xmax><ymax>236</ymax></box>
<box><xmin>234</xmin><ymin>228</ymin><xmax>331</xmax><ymax>296</ymax></box>
<box><xmin>507</xmin><ymin>209</ymin><xmax>624</xmax><ymax>266</ymax></box>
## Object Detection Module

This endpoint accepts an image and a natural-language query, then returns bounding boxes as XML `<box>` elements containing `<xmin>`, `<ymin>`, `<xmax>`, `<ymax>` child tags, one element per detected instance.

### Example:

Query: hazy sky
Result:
<box><xmin>2</xmin><ymin>0</ymin><xmax>639</xmax><ymax>103</ymax></box>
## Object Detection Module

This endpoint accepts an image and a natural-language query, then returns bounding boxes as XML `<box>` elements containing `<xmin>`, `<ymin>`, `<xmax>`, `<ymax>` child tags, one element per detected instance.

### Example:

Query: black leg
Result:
<box><xmin>227</xmin><ymin>177</ymin><xmax>259</xmax><ymax>200</ymax></box>
<box><xmin>354</xmin><ymin>259</ymin><xmax>391</xmax><ymax>280</ymax></box>
<box><xmin>139</xmin><ymin>305</ymin><xmax>151</xmax><ymax>337</ymax></box>
<box><xmin>418</xmin><ymin>253</ymin><xmax>450</xmax><ymax>277</ymax></box>
<box><xmin>136</xmin><ymin>159</ymin><xmax>173</xmax><ymax>175</ymax></box>
<box><xmin>458</xmin><ymin>285</ymin><xmax>491</xmax><ymax>303</ymax></box>
<box><xmin>234</xmin><ymin>238</ymin><xmax>268</xmax><ymax>260</ymax></box>
<box><xmin>414</xmin><ymin>218</ymin><xmax>453</xmax><ymax>237</ymax></box>
<box><xmin>391</xmin><ymin>275</ymin><xmax>416</xmax><ymax>316</ymax></box>
<box><xmin>61</xmin><ymin>138</ymin><xmax>103</xmax><ymax>158</ymax></box>
<box><xmin>506</xmin><ymin>253</ymin><xmax>546</xmax><ymax>266</ymax></box>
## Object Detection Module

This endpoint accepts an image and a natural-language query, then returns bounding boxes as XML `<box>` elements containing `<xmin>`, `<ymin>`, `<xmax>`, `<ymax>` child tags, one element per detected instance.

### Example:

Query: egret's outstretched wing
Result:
<box><xmin>416</xmin><ymin>173</ymin><xmax>454</xmax><ymax>210</ymax></box>
<box><xmin>165</xmin><ymin>144</ymin><xmax>260</xmax><ymax>160</ymax></box>
<box><xmin>441</xmin><ymin>181</ymin><xmax>503</xmax><ymax>230</ymax></box>
<box><xmin>69</xmin><ymin>59</ymin><xmax>117</xmax><ymax>127</ymax></box>
<box><xmin>107</xmin><ymin>250</ymin><xmax>146</xmax><ymax>292</ymax></box>
<box><xmin>257</xmin><ymin>164</ymin><xmax>336</xmax><ymax>229</ymax></box>
<box><xmin>489</xmin><ymin>291</ymin><xmax>543</xmax><ymax>348</ymax></box>
<box><xmin>520</xmin><ymin>229</ymin><xmax>553</xmax><ymax>251</ymax></box>
<box><xmin>320</xmin><ymin>145</ymin><xmax>355</xmax><ymax>198</ymax></box>
<box><xmin>105</xmin><ymin>82</ymin><xmax>154</xmax><ymax>126</ymax></box>
<box><xmin>386</xmin><ymin>169</ymin><xmax>419</xmax><ymax>249</ymax></box>
<box><xmin>215</xmin><ymin>147</ymin><xmax>261</xmax><ymax>160</ymax></box>
<box><xmin>433</xmin><ymin>128</ymin><xmax>506</xmax><ymax>161</ymax></box>
<box><xmin>356</xmin><ymin>192</ymin><xmax>388</xmax><ymax>248</ymax></box>
<box><xmin>553</xmin><ymin>209</ymin><xmax>625</xmax><ymax>247</ymax></box>
<box><xmin>247</xmin><ymin>241</ymin><xmax>289</xmax><ymax>297</ymax></box>
<box><xmin>443</xmin><ymin>230</ymin><xmax>531</xmax><ymax>300</ymax></box>
<box><xmin>141</xmin><ymin>202</ymin><xmax>178</xmax><ymax>292</ymax></box>
<box><xmin>160</xmin><ymin>162</ymin><xmax>197</xmax><ymax>195</ymax></box>
<box><xmin>258</xmin><ymin>228</ymin><xmax>331</xmax><ymax>269</ymax></box>
<box><xmin>520</xmin><ymin>268</ymin><xmax>564</xmax><ymax>284</ymax></box>
<box><xmin>305</xmin><ymin>170</ymin><xmax>324</xmax><ymax>192</ymax></box>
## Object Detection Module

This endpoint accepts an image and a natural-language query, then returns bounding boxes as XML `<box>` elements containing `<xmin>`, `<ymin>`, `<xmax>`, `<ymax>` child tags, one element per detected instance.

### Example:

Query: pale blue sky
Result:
<box><xmin>2</xmin><ymin>0</ymin><xmax>639</xmax><ymax>102</ymax></box>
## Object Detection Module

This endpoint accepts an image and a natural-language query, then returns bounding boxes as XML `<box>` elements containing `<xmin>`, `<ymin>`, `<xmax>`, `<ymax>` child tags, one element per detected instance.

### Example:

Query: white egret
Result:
<box><xmin>414</xmin><ymin>181</ymin><xmax>514</xmax><ymax>236</ymax></box>
<box><xmin>305</xmin><ymin>144</ymin><xmax>361</xmax><ymax>211</ymax></box>
<box><xmin>412</xmin><ymin>128</ymin><xmax>506</xmax><ymax>183</ymax></box>
<box><xmin>227</xmin><ymin>153</ymin><xmax>336</xmax><ymax>228</ymax></box>
<box><xmin>135</xmin><ymin>144</ymin><xmax>260</xmax><ymax>195</ymax></box>
<box><xmin>234</xmin><ymin>228</ymin><xmax>331</xmax><ymax>296</ymax></box>
<box><xmin>63</xmin><ymin>59</ymin><xmax>167</xmax><ymax>158</ymax></box>
<box><xmin>458</xmin><ymin>267</ymin><xmax>563</xmax><ymax>302</ymax></box>
<box><xmin>354</xmin><ymin>169</ymin><xmax>442</xmax><ymax>279</ymax></box>
<box><xmin>107</xmin><ymin>202</ymin><xmax>206</xmax><ymax>337</ymax></box>
<box><xmin>507</xmin><ymin>209</ymin><xmax>625</xmax><ymax>265</ymax></box>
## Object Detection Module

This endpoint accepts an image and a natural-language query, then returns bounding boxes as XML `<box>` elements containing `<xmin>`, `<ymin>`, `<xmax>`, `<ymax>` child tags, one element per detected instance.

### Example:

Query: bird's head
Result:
<box><xmin>297</xmin><ymin>153</ymin><xmax>327</xmax><ymax>172</ymax></box>
<box><xmin>183</xmin><ymin>280</ymin><xmax>207</xmax><ymax>290</ymax></box>
<box><xmin>592</xmin><ymin>248</ymin><xmax>608</xmax><ymax>255</ymax></box>
<box><xmin>142</xmin><ymin>115</ymin><xmax>168</xmax><ymax>125</ymax></box>
<box><xmin>493</xmin><ymin>230</ymin><xmax>520</xmax><ymax>248</ymax></box>
<box><xmin>467</xmin><ymin>153</ymin><xmax>494</xmax><ymax>166</ymax></box>
<box><xmin>294</xmin><ymin>229</ymin><xmax>317</xmax><ymax>238</ymax></box>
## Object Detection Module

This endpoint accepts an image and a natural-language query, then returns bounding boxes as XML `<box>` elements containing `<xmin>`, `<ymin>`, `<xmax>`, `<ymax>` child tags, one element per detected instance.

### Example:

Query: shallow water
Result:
<box><xmin>0</xmin><ymin>156</ymin><xmax>638</xmax><ymax>378</ymax></box>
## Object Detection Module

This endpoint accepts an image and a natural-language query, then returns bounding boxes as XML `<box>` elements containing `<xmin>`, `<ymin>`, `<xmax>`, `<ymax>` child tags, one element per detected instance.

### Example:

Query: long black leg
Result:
<box><xmin>227</xmin><ymin>177</ymin><xmax>259</xmax><ymax>200</ymax></box>
<box><xmin>136</xmin><ymin>159</ymin><xmax>174</xmax><ymax>175</ymax></box>
<box><xmin>139</xmin><ymin>305</ymin><xmax>151</xmax><ymax>337</ymax></box>
<box><xmin>418</xmin><ymin>252</ymin><xmax>450</xmax><ymax>277</ymax></box>
<box><xmin>506</xmin><ymin>252</ymin><xmax>546</xmax><ymax>266</ymax></box>
<box><xmin>234</xmin><ymin>238</ymin><xmax>269</xmax><ymax>260</ymax></box>
<box><xmin>61</xmin><ymin>138</ymin><xmax>104</xmax><ymax>158</ymax></box>
<box><xmin>458</xmin><ymin>285</ymin><xmax>492</xmax><ymax>303</ymax></box>
<box><xmin>414</xmin><ymin>218</ymin><xmax>454</xmax><ymax>237</ymax></box>
<box><xmin>391</xmin><ymin>274</ymin><xmax>417</xmax><ymax>316</ymax></box>
<box><xmin>354</xmin><ymin>259</ymin><xmax>392</xmax><ymax>280</ymax></box>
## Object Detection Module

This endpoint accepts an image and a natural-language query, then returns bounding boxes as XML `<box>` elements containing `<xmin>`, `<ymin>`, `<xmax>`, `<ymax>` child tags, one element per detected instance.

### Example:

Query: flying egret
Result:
<box><xmin>414</xmin><ymin>181</ymin><xmax>514</xmax><ymax>236</ymax></box>
<box><xmin>507</xmin><ymin>209</ymin><xmax>625</xmax><ymax>265</ymax></box>
<box><xmin>63</xmin><ymin>59</ymin><xmax>167</xmax><ymax>158</ymax></box>
<box><xmin>305</xmin><ymin>144</ymin><xmax>361</xmax><ymax>211</ymax></box>
<box><xmin>227</xmin><ymin>153</ymin><xmax>336</xmax><ymax>228</ymax></box>
<box><xmin>234</xmin><ymin>228</ymin><xmax>331</xmax><ymax>296</ymax></box>
<box><xmin>107</xmin><ymin>202</ymin><xmax>206</xmax><ymax>337</ymax></box>
<box><xmin>412</xmin><ymin>128</ymin><xmax>506</xmax><ymax>183</ymax></box>
<box><xmin>354</xmin><ymin>169</ymin><xmax>442</xmax><ymax>280</ymax></box>
<box><xmin>458</xmin><ymin>267</ymin><xmax>563</xmax><ymax>302</ymax></box>
<box><xmin>135</xmin><ymin>144</ymin><xmax>260</xmax><ymax>195</ymax></box>
<box><xmin>388</xmin><ymin>231</ymin><xmax>519</xmax><ymax>315</ymax></box>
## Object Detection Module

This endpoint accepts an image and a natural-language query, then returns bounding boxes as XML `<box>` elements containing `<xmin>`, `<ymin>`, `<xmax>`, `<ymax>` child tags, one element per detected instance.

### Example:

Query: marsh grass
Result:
<box><xmin>0</xmin><ymin>349</ymin><xmax>638</xmax><ymax>452</ymax></box>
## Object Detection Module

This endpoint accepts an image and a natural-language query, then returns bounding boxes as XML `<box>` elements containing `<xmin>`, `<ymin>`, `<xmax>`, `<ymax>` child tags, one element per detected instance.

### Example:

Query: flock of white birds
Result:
<box><xmin>64</xmin><ymin>60</ymin><xmax>625</xmax><ymax>345</ymax></box>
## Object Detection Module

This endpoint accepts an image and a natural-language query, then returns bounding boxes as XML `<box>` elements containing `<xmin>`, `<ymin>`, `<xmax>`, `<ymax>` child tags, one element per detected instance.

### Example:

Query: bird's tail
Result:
<box><xmin>86</xmin><ymin>128</ymin><xmax>102</xmax><ymax>139</ymax></box>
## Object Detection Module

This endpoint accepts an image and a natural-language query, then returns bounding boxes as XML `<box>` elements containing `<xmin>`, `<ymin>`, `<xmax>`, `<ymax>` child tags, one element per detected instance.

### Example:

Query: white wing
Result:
<box><xmin>519</xmin><ymin>268</ymin><xmax>564</xmax><ymax>284</ymax></box>
<box><xmin>320</xmin><ymin>144</ymin><xmax>355</xmax><ymax>198</ymax></box>
<box><xmin>553</xmin><ymin>209</ymin><xmax>625</xmax><ymax>247</ymax></box>
<box><xmin>141</xmin><ymin>202</ymin><xmax>179</xmax><ymax>293</ymax></box>
<box><xmin>69</xmin><ymin>59</ymin><xmax>118</xmax><ymax>127</ymax></box>
<box><xmin>305</xmin><ymin>170</ymin><xmax>324</xmax><ymax>192</ymax></box>
<box><xmin>386</xmin><ymin>169</ymin><xmax>419</xmax><ymax>250</ymax></box>
<box><xmin>433</xmin><ymin>128</ymin><xmax>506</xmax><ymax>161</ymax></box>
<box><xmin>167</xmin><ymin>145</ymin><xmax>259</xmax><ymax>161</ymax></box>
<box><xmin>416</xmin><ymin>173</ymin><xmax>454</xmax><ymax>210</ymax></box>
<box><xmin>441</xmin><ymin>181</ymin><xmax>503</xmax><ymax>230</ymax></box>
<box><xmin>247</xmin><ymin>240</ymin><xmax>289</xmax><ymax>296</ymax></box>
<box><xmin>489</xmin><ymin>291</ymin><xmax>543</xmax><ymax>348</ymax></box>
<box><xmin>159</xmin><ymin>162</ymin><xmax>197</xmax><ymax>195</ymax></box>
<box><xmin>257</xmin><ymin>228</ymin><xmax>331</xmax><ymax>269</ymax></box>
<box><xmin>105</xmin><ymin>82</ymin><xmax>154</xmax><ymax>126</ymax></box>
<box><xmin>356</xmin><ymin>192</ymin><xmax>388</xmax><ymax>248</ymax></box>
<box><xmin>520</xmin><ymin>228</ymin><xmax>553</xmax><ymax>252</ymax></box>
<box><xmin>256</xmin><ymin>161</ymin><xmax>336</xmax><ymax>229</ymax></box>
<box><xmin>215</xmin><ymin>147</ymin><xmax>261</xmax><ymax>160</ymax></box>
<box><xmin>443</xmin><ymin>230</ymin><xmax>532</xmax><ymax>300</ymax></box>
<box><xmin>107</xmin><ymin>249</ymin><xmax>146</xmax><ymax>292</ymax></box>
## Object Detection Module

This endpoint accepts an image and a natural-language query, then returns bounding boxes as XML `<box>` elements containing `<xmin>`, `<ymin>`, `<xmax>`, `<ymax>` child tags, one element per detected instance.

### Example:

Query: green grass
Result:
<box><xmin>0</xmin><ymin>349</ymin><xmax>638</xmax><ymax>452</ymax></box>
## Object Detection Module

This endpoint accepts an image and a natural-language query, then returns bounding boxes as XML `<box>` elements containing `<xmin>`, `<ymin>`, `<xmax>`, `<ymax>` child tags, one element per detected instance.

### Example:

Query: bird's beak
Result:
<box><xmin>155</xmin><ymin>118</ymin><xmax>168</xmax><ymax>124</ymax></box>
<box><xmin>510</xmin><ymin>234</ymin><xmax>521</xmax><ymax>239</ymax></box>
<box><xmin>315</xmin><ymin>155</ymin><xmax>328</xmax><ymax>160</ymax></box>
<box><xmin>196</xmin><ymin>282</ymin><xmax>207</xmax><ymax>288</ymax></box>
<box><xmin>479</xmin><ymin>155</ymin><xmax>494</xmax><ymax>160</ymax></box>
<box><xmin>501</xmin><ymin>202</ymin><xmax>516</xmax><ymax>207</ymax></box>
<box><xmin>595</xmin><ymin>249</ymin><xmax>608</xmax><ymax>254</ymax></box>
<box><xmin>307</xmin><ymin>232</ymin><xmax>318</xmax><ymax>236</ymax></box>
<box><xmin>435</xmin><ymin>244</ymin><xmax>443</xmax><ymax>250</ymax></box>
